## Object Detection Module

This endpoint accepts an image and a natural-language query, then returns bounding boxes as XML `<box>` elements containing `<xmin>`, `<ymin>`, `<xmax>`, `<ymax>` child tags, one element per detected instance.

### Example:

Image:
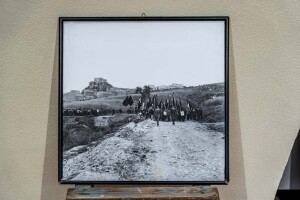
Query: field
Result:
<box><xmin>64</xmin><ymin>83</ymin><xmax>224</xmax><ymax>122</ymax></box>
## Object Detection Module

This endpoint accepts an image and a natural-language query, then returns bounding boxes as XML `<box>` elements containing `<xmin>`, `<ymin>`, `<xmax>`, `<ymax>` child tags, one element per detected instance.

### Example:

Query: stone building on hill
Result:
<box><xmin>94</xmin><ymin>77</ymin><xmax>107</xmax><ymax>83</ymax></box>
<box><xmin>87</xmin><ymin>77</ymin><xmax>112</xmax><ymax>92</ymax></box>
<box><xmin>82</xmin><ymin>89</ymin><xmax>96</xmax><ymax>100</ymax></box>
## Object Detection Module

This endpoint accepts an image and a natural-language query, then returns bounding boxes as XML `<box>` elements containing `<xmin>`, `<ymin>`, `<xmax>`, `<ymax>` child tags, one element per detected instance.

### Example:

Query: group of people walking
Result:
<box><xmin>135</xmin><ymin>94</ymin><xmax>204</xmax><ymax>126</ymax></box>
<box><xmin>63</xmin><ymin>108</ymin><xmax>118</xmax><ymax>116</ymax></box>
<box><xmin>143</xmin><ymin>105</ymin><xmax>203</xmax><ymax>126</ymax></box>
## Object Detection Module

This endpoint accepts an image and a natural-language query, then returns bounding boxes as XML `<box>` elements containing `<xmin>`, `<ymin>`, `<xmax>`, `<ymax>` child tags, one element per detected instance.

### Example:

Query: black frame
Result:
<box><xmin>58</xmin><ymin>16</ymin><xmax>229</xmax><ymax>185</ymax></box>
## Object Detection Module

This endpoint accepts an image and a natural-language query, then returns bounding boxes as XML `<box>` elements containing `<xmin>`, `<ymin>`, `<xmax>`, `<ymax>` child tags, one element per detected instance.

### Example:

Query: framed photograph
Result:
<box><xmin>59</xmin><ymin>17</ymin><xmax>229</xmax><ymax>184</ymax></box>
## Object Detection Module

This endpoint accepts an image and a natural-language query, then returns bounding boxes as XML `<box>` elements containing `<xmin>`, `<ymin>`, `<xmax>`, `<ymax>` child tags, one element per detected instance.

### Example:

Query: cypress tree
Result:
<box><xmin>122</xmin><ymin>96</ymin><xmax>129</xmax><ymax>106</ymax></box>
<box><xmin>128</xmin><ymin>95</ymin><xmax>134</xmax><ymax>106</ymax></box>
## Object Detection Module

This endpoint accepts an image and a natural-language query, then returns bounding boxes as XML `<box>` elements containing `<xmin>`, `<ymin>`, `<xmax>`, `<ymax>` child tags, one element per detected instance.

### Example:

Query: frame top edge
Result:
<box><xmin>59</xmin><ymin>16</ymin><xmax>229</xmax><ymax>22</ymax></box>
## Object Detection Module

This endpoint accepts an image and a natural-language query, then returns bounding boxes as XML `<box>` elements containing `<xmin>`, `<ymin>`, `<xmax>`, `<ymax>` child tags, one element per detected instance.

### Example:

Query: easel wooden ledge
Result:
<box><xmin>66</xmin><ymin>185</ymin><xmax>220</xmax><ymax>200</ymax></box>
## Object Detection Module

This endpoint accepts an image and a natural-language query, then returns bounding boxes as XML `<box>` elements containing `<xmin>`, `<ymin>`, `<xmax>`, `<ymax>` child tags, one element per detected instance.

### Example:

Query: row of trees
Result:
<box><xmin>122</xmin><ymin>96</ymin><xmax>134</xmax><ymax>106</ymax></box>
<box><xmin>123</xmin><ymin>85</ymin><xmax>152</xmax><ymax>107</ymax></box>
<box><xmin>135</xmin><ymin>85</ymin><xmax>152</xmax><ymax>101</ymax></box>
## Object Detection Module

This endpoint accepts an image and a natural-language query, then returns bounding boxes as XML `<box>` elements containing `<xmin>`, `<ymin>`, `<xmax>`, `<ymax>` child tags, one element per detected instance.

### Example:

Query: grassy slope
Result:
<box><xmin>63</xmin><ymin>83</ymin><xmax>225</xmax><ymax>122</ymax></box>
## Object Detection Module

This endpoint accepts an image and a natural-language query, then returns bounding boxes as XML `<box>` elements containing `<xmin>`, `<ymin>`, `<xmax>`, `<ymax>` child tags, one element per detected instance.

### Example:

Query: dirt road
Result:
<box><xmin>63</xmin><ymin>119</ymin><xmax>225</xmax><ymax>181</ymax></box>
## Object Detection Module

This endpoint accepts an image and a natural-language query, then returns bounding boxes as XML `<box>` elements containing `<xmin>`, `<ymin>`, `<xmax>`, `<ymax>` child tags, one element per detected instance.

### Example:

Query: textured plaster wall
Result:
<box><xmin>1</xmin><ymin>1</ymin><xmax>300</xmax><ymax>200</ymax></box>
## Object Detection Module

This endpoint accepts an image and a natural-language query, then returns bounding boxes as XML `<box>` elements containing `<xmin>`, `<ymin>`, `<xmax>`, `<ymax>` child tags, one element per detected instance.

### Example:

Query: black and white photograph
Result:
<box><xmin>59</xmin><ymin>18</ymin><xmax>229</xmax><ymax>183</ymax></box>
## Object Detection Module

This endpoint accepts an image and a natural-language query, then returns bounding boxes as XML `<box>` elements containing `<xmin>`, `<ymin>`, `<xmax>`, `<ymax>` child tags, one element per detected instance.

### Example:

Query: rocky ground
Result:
<box><xmin>62</xmin><ymin>119</ymin><xmax>225</xmax><ymax>182</ymax></box>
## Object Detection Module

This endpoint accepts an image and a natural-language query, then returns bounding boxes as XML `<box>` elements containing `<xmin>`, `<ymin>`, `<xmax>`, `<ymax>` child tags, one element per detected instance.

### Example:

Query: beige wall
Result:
<box><xmin>1</xmin><ymin>1</ymin><xmax>300</xmax><ymax>200</ymax></box>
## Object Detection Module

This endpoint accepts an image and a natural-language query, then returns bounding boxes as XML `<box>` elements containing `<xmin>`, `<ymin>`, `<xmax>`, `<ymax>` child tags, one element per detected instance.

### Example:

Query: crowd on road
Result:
<box><xmin>63</xmin><ymin>94</ymin><xmax>204</xmax><ymax>127</ymax></box>
<box><xmin>135</xmin><ymin>94</ymin><xmax>203</xmax><ymax>126</ymax></box>
<box><xmin>139</xmin><ymin>105</ymin><xmax>203</xmax><ymax>126</ymax></box>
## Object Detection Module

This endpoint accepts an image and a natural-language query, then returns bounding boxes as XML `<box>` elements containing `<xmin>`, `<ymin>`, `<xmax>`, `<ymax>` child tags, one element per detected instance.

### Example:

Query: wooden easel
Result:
<box><xmin>66</xmin><ymin>185</ymin><xmax>220</xmax><ymax>200</ymax></box>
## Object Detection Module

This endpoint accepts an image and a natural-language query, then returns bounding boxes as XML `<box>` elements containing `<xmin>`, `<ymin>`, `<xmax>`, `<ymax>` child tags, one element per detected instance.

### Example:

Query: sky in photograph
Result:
<box><xmin>63</xmin><ymin>21</ymin><xmax>225</xmax><ymax>93</ymax></box>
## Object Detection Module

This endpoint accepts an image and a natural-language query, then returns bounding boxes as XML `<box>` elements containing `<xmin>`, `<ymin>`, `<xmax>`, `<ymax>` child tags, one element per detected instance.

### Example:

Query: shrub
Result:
<box><xmin>205</xmin><ymin>123</ymin><xmax>225</xmax><ymax>132</ymax></box>
<box><xmin>63</xmin><ymin>116</ymin><xmax>104</xmax><ymax>151</ymax></box>
<box><xmin>203</xmin><ymin>97</ymin><xmax>223</xmax><ymax>107</ymax></box>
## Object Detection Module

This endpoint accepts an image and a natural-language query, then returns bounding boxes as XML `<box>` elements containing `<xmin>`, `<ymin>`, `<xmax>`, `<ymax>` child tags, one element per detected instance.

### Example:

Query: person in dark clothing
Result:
<box><xmin>112</xmin><ymin>109</ymin><xmax>115</xmax><ymax>115</ymax></box>
<box><xmin>170</xmin><ymin>106</ymin><xmax>177</xmax><ymax>125</ymax></box>
<box><xmin>186</xmin><ymin>109</ymin><xmax>190</xmax><ymax>120</ymax></box>
<box><xmin>177</xmin><ymin>110</ymin><xmax>181</xmax><ymax>121</ymax></box>
<box><xmin>154</xmin><ymin>106</ymin><xmax>162</xmax><ymax>126</ymax></box>
<box><xmin>191</xmin><ymin>109</ymin><xmax>196</xmax><ymax>120</ymax></box>
<box><xmin>195</xmin><ymin>108</ymin><xmax>199</xmax><ymax>121</ymax></box>
<box><xmin>167</xmin><ymin>109</ymin><xmax>171</xmax><ymax>121</ymax></box>
<box><xmin>199</xmin><ymin>107</ymin><xmax>203</xmax><ymax>121</ymax></box>
<box><xmin>150</xmin><ymin>107</ymin><xmax>155</xmax><ymax>120</ymax></box>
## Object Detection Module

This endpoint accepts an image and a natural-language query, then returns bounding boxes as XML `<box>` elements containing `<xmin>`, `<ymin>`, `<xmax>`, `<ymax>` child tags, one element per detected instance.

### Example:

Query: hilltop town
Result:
<box><xmin>63</xmin><ymin>77</ymin><xmax>185</xmax><ymax>102</ymax></box>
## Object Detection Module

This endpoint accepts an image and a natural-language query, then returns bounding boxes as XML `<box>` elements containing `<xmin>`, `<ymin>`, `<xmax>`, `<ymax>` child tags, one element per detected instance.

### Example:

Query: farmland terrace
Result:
<box><xmin>64</xmin><ymin>84</ymin><xmax>224</xmax><ymax>110</ymax></box>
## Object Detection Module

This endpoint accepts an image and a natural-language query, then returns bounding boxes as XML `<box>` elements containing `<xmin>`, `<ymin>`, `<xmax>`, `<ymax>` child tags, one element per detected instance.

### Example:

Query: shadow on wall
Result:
<box><xmin>278</xmin><ymin>129</ymin><xmax>300</xmax><ymax>190</ymax></box>
<box><xmin>40</xmin><ymin>29</ymin><xmax>70</xmax><ymax>200</ymax></box>
<box><xmin>218</xmin><ymin>27</ymin><xmax>248</xmax><ymax>200</ymax></box>
<box><xmin>276</xmin><ymin>129</ymin><xmax>300</xmax><ymax>200</ymax></box>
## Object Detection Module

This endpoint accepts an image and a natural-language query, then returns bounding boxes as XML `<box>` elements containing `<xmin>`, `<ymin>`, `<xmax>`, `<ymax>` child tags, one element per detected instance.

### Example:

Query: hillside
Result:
<box><xmin>63</xmin><ymin>83</ymin><xmax>225</xmax><ymax>122</ymax></box>
<box><xmin>63</xmin><ymin>90</ymin><xmax>80</xmax><ymax>102</ymax></box>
